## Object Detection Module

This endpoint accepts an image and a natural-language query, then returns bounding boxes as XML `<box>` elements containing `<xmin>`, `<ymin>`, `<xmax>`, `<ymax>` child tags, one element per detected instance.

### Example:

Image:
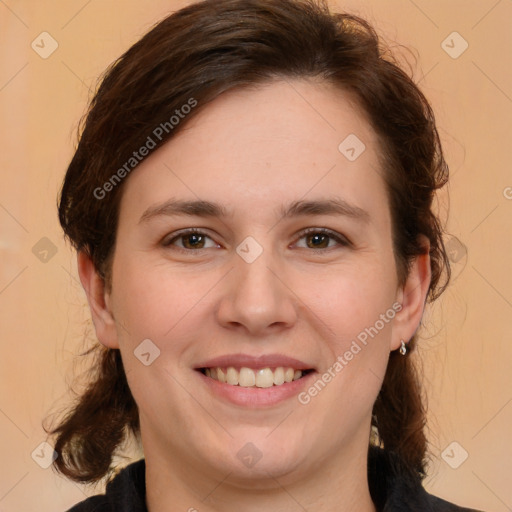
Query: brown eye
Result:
<box><xmin>295</xmin><ymin>228</ymin><xmax>350</xmax><ymax>250</ymax></box>
<box><xmin>305</xmin><ymin>232</ymin><xmax>330</xmax><ymax>249</ymax></box>
<box><xmin>181</xmin><ymin>233</ymin><xmax>206</xmax><ymax>249</ymax></box>
<box><xmin>163</xmin><ymin>229</ymin><xmax>218</xmax><ymax>250</ymax></box>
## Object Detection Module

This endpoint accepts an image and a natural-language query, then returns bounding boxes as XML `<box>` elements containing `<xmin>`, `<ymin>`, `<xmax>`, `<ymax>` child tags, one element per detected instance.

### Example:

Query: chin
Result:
<box><xmin>217</xmin><ymin>439</ymin><xmax>309</xmax><ymax>485</ymax></box>
<box><xmin>223</xmin><ymin>457</ymin><xmax>304</xmax><ymax>489</ymax></box>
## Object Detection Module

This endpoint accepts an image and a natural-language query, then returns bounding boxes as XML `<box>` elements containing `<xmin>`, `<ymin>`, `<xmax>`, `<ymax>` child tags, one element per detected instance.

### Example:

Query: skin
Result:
<box><xmin>78</xmin><ymin>79</ymin><xmax>431</xmax><ymax>512</ymax></box>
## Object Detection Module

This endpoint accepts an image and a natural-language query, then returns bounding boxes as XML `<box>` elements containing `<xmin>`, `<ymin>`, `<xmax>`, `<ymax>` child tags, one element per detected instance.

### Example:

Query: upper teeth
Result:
<box><xmin>205</xmin><ymin>367</ymin><xmax>303</xmax><ymax>387</ymax></box>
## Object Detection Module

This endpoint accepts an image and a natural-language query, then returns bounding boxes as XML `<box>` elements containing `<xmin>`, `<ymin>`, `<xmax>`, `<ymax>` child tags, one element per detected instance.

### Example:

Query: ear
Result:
<box><xmin>391</xmin><ymin>236</ymin><xmax>432</xmax><ymax>351</ymax></box>
<box><xmin>77</xmin><ymin>251</ymin><xmax>119</xmax><ymax>349</ymax></box>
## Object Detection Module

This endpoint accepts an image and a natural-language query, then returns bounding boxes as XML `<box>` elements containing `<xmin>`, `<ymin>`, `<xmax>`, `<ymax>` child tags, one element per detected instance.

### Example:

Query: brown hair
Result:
<box><xmin>48</xmin><ymin>0</ymin><xmax>450</xmax><ymax>484</ymax></box>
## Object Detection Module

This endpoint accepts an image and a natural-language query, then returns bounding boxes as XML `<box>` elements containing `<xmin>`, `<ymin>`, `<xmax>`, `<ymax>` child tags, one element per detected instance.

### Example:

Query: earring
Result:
<box><xmin>399</xmin><ymin>339</ymin><xmax>407</xmax><ymax>355</ymax></box>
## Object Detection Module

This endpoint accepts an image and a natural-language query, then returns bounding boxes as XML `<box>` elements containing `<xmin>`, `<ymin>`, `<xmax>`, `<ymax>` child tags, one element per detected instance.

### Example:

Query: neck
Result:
<box><xmin>144</xmin><ymin>432</ymin><xmax>377</xmax><ymax>512</ymax></box>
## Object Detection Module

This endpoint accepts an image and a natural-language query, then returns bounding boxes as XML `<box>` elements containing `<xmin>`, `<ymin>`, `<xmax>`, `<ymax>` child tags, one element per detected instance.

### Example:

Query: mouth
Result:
<box><xmin>194</xmin><ymin>354</ymin><xmax>317</xmax><ymax>406</ymax></box>
<box><xmin>197</xmin><ymin>366</ymin><xmax>315</xmax><ymax>388</ymax></box>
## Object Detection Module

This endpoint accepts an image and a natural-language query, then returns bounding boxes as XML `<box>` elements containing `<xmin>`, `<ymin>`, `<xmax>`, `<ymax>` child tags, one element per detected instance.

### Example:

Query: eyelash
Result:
<box><xmin>162</xmin><ymin>227</ymin><xmax>351</xmax><ymax>252</ymax></box>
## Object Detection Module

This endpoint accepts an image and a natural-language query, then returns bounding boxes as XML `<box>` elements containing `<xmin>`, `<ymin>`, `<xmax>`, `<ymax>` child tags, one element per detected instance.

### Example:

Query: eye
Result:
<box><xmin>294</xmin><ymin>228</ymin><xmax>350</xmax><ymax>250</ymax></box>
<box><xmin>162</xmin><ymin>229</ymin><xmax>219</xmax><ymax>250</ymax></box>
<box><xmin>162</xmin><ymin>227</ymin><xmax>350</xmax><ymax>252</ymax></box>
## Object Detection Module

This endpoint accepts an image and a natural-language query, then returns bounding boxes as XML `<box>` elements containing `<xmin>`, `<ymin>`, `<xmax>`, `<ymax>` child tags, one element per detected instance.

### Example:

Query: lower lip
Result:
<box><xmin>196</xmin><ymin>370</ymin><xmax>317</xmax><ymax>407</ymax></box>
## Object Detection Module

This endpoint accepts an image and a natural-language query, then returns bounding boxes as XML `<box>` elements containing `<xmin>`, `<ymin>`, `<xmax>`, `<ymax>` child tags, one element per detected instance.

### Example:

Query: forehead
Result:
<box><xmin>119</xmin><ymin>78</ymin><xmax>388</xmax><ymax>224</ymax></box>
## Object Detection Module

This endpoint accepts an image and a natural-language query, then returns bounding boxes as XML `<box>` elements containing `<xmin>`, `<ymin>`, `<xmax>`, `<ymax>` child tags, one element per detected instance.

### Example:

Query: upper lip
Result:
<box><xmin>195</xmin><ymin>353</ymin><xmax>315</xmax><ymax>371</ymax></box>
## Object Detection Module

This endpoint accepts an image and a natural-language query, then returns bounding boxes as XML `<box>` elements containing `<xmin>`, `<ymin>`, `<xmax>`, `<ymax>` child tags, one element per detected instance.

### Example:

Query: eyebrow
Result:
<box><xmin>139</xmin><ymin>198</ymin><xmax>370</xmax><ymax>224</ymax></box>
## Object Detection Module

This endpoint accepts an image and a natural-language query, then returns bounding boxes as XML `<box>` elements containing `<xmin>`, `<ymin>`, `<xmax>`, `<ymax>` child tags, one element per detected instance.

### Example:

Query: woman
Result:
<box><xmin>48</xmin><ymin>0</ymin><xmax>483</xmax><ymax>510</ymax></box>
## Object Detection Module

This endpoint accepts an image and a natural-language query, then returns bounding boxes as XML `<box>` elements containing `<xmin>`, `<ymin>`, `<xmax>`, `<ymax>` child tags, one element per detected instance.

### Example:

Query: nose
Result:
<box><xmin>216</xmin><ymin>250</ymin><xmax>298</xmax><ymax>336</ymax></box>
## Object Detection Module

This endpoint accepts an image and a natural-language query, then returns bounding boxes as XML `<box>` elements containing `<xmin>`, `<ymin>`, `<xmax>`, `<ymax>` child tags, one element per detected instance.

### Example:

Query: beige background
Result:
<box><xmin>0</xmin><ymin>0</ymin><xmax>510</xmax><ymax>510</ymax></box>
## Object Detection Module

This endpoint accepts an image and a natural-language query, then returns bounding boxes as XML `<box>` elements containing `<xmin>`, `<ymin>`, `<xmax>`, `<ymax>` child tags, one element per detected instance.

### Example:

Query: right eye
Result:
<box><xmin>162</xmin><ymin>229</ymin><xmax>220</xmax><ymax>251</ymax></box>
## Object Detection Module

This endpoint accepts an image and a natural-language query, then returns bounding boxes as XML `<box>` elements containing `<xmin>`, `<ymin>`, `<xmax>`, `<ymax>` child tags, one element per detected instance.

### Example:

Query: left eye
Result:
<box><xmin>295</xmin><ymin>228</ymin><xmax>349</xmax><ymax>250</ymax></box>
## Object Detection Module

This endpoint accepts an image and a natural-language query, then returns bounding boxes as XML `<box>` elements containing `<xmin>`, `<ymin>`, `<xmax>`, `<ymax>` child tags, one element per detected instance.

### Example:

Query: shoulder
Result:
<box><xmin>66</xmin><ymin>495</ymin><xmax>109</xmax><ymax>512</ymax></box>
<box><xmin>65</xmin><ymin>459</ymin><xmax>147</xmax><ymax>512</ymax></box>
<box><xmin>368</xmin><ymin>446</ymin><xmax>484</xmax><ymax>512</ymax></box>
<box><xmin>427</xmin><ymin>494</ymin><xmax>485</xmax><ymax>512</ymax></box>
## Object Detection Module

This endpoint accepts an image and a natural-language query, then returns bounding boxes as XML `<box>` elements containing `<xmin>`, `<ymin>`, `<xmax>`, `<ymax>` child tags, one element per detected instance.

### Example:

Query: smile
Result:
<box><xmin>200</xmin><ymin>366</ymin><xmax>313</xmax><ymax>388</ymax></box>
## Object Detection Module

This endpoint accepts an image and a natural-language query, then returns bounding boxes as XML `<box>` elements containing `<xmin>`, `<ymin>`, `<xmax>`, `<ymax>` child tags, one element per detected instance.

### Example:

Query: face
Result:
<box><xmin>84</xmin><ymin>79</ymin><xmax>428</xmax><ymax>488</ymax></box>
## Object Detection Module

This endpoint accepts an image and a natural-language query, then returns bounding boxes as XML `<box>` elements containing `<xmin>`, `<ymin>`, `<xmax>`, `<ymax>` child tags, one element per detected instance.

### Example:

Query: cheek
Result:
<box><xmin>300</xmin><ymin>260</ymin><xmax>398</xmax><ymax>340</ymax></box>
<box><xmin>110</xmin><ymin>258</ymin><xmax>205</xmax><ymax>424</ymax></box>
<box><xmin>294</xmin><ymin>258</ymin><xmax>397</xmax><ymax>401</ymax></box>
<box><xmin>111</xmin><ymin>254</ymin><xmax>210</xmax><ymax>342</ymax></box>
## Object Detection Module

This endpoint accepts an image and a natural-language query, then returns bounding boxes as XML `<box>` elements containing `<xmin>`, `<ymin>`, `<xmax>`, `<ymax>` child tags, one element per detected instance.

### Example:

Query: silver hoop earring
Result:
<box><xmin>399</xmin><ymin>339</ymin><xmax>407</xmax><ymax>356</ymax></box>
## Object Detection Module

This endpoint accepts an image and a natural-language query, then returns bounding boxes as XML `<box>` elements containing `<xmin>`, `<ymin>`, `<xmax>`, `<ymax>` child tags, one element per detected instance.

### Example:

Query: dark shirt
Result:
<box><xmin>66</xmin><ymin>446</ymin><xmax>483</xmax><ymax>511</ymax></box>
